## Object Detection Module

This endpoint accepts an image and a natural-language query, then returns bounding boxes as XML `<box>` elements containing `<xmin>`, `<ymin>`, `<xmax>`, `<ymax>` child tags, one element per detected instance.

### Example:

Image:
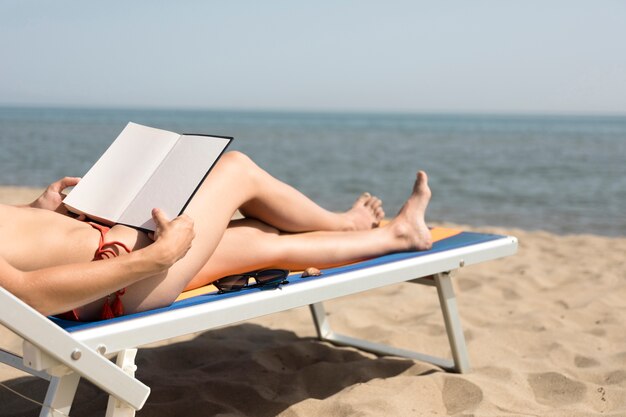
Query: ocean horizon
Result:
<box><xmin>1</xmin><ymin>106</ymin><xmax>624</xmax><ymax>237</ymax></box>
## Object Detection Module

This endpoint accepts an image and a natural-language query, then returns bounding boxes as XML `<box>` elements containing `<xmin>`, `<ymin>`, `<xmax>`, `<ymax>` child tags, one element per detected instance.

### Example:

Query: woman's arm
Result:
<box><xmin>0</xmin><ymin>208</ymin><xmax>195</xmax><ymax>316</ymax></box>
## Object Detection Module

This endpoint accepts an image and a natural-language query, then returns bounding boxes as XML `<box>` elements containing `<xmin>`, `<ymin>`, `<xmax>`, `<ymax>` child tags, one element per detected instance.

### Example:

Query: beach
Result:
<box><xmin>1</xmin><ymin>187</ymin><xmax>625</xmax><ymax>416</ymax></box>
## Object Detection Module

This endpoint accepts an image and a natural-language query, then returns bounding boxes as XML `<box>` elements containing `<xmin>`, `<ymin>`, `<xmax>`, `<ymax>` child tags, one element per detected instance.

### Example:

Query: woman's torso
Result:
<box><xmin>0</xmin><ymin>204</ymin><xmax>148</xmax><ymax>271</ymax></box>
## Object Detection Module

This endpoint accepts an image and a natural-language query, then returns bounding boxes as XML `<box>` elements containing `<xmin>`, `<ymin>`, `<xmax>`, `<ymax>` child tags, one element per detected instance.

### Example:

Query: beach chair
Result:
<box><xmin>0</xmin><ymin>228</ymin><xmax>517</xmax><ymax>417</ymax></box>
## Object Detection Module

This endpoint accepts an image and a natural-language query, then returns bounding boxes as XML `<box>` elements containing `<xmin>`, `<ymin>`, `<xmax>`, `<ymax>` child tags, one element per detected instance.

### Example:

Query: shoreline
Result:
<box><xmin>1</xmin><ymin>186</ymin><xmax>623</xmax><ymax>240</ymax></box>
<box><xmin>1</xmin><ymin>186</ymin><xmax>625</xmax><ymax>415</ymax></box>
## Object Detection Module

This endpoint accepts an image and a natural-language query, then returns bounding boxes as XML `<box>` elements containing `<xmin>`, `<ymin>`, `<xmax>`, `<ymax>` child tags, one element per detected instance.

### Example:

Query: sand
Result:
<box><xmin>0</xmin><ymin>187</ymin><xmax>44</xmax><ymax>207</ymax></box>
<box><xmin>1</xmin><ymin>187</ymin><xmax>625</xmax><ymax>416</ymax></box>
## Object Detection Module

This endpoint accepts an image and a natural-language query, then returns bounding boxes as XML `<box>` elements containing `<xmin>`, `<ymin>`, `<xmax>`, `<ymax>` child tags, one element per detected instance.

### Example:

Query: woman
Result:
<box><xmin>0</xmin><ymin>151</ymin><xmax>432</xmax><ymax>321</ymax></box>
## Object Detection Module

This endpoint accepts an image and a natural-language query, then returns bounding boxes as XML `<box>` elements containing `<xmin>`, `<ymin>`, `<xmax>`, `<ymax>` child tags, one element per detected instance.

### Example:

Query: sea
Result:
<box><xmin>0</xmin><ymin>107</ymin><xmax>624</xmax><ymax>237</ymax></box>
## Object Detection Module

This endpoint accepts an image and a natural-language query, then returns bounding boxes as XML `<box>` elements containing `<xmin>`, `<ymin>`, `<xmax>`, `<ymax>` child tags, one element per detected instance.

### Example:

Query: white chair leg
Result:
<box><xmin>310</xmin><ymin>301</ymin><xmax>456</xmax><ymax>370</ymax></box>
<box><xmin>39</xmin><ymin>372</ymin><xmax>80</xmax><ymax>417</ymax></box>
<box><xmin>434</xmin><ymin>272</ymin><xmax>471</xmax><ymax>373</ymax></box>
<box><xmin>309</xmin><ymin>272</ymin><xmax>471</xmax><ymax>373</ymax></box>
<box><xmin>105</xmin><ymin>349</ymin><xmax>139</xmax><ymax>417</ymax></box>
<box><xmin>309</xmin><ymin>302</ymin><xmax>333</xmax><ymax>339</ymax></box>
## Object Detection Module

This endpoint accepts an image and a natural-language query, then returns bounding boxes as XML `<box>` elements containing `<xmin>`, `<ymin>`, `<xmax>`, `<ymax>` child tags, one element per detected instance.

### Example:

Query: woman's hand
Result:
<box><xmin>148</xmin><ymin>208</ymin><xmax>195</xmax><ymax>268</ymax></box>
<box><xmin>30</xmin><ymin>177</ymin><xmax>81</xmax><ymax>214</ymax></box>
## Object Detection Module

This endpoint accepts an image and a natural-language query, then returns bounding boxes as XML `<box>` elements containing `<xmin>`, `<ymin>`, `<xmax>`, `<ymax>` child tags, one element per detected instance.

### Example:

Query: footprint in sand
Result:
<box><xmin>501</xmin><ymin>288</ymin><xmax>521</xmax><ymax>300</ymax></box>
<box><xmin>604</xmin><ymin>370</ymin><xmax>626</xmax><ymax>385</ymax></box>
<box><xmin>528</xmin><ymin>372</ymin><xmax>586</xmax><ymax>407</ymax></box>
<box><xmin>574</xmin><ymin>355</ymin><xmax>600</xmax><ymax>368</ymax></box>
<box><xmin>442</xmin><ymin>377</ymin><xmax>483</xmax><ymax>415</ymax></box>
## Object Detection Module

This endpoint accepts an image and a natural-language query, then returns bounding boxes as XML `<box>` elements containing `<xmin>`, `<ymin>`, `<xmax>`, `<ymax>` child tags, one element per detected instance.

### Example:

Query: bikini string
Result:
<box><xmin>92</xmin><ymin>224</ymin><xmax>132</xmax><ymax>319</ymax></box>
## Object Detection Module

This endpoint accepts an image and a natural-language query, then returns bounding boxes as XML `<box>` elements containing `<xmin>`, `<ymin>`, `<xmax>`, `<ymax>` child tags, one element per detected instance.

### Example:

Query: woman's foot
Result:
<box><xmin>341</xmin><ymin>192</ymin><xmax>385</xmax><ymax>231</ymax></box>
<box><xmin>389</xmin><ymin>171</ymin><xmax>433</xmax><ymax>251</ymax></box>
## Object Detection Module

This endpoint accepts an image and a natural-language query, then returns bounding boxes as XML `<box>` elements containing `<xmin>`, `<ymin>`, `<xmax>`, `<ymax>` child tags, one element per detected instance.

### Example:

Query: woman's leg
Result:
<box><xmin>186</xmin><ymin>171</ymin><xmax>433</xmax><ymax>290</ymax></box>
<box><xmin>172</xmin><ymin>151</ymin><xmax>397</xmax><ymax>286</ymax></box>
<box><xmin>233</xmin><ymin>153</ymin><xmax>385</xmax><ymax>232</ymax></box>
<box><xmin>82</xmin><ymin>152</ymin><xmax>428</xmax><ymax>317</ymax></box>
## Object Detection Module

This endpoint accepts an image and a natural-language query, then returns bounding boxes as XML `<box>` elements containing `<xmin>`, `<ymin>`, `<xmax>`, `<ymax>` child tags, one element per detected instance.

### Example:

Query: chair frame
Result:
<box><xmin>0</xmin><ymin>234</ymin><xmax>517</xmax><ymax>417</ymax></box>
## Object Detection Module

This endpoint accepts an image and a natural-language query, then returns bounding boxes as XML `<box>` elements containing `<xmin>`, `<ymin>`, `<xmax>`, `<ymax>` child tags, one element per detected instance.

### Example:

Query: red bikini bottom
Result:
<box><xmin>57</xmin><ymin>222</ymin><xmax>132</xmax><ymax>321</ymax></box>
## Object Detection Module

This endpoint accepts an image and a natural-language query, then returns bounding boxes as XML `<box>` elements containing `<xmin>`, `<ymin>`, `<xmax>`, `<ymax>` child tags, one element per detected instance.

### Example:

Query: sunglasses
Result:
<box><xmin>213</xmin><ymin>269</ymin><xmax>290</xmax><ymax>294</ymax></box>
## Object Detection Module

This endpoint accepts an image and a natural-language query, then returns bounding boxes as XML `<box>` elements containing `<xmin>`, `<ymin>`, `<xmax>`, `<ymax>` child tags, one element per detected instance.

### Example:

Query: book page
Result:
<box><xmin>119</xmin><ymin>134</ymin><xmax>232</xmax><ymax>230</ymax></box>
<box><xmin>63</xmin><ymin>123</ymin><xmax>180</xmax><ymax>222</ymax></box>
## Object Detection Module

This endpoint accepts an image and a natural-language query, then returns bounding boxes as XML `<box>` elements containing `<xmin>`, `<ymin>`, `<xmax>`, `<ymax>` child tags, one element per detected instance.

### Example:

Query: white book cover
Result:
<box><xmin>63</xmin><ymin>122</ymin><xmax>232</xmax><ymax>231</ymax></box>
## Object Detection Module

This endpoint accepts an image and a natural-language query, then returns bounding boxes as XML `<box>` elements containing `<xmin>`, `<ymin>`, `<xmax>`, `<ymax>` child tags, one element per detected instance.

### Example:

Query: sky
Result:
<box><xmin>1</xmin><ymin>1</ymin><xmax>625</xmax><ymax>115</ymax></box>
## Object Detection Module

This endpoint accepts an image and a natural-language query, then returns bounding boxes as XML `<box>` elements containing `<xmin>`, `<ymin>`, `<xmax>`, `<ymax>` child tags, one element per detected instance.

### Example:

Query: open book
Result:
<box><xmin>63</xmin><ymin>122</ymin><xmax>232</xmax><ymax>231</ymax></box>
